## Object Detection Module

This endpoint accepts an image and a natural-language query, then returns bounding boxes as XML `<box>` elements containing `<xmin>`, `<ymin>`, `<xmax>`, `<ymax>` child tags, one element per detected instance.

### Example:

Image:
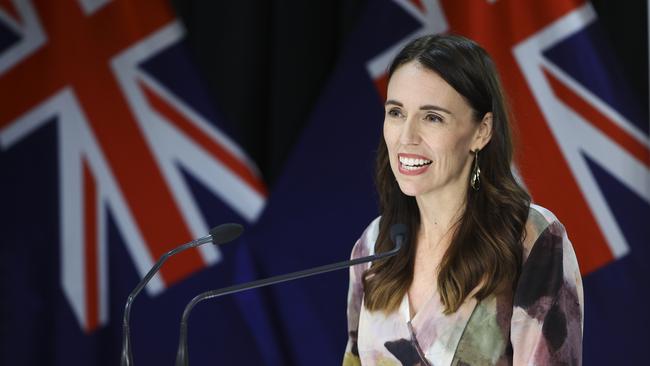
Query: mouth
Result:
<box><xmin>398</xmin><ymin>153</ymin><xmax>432</xmax><ymax>175</ymax></box>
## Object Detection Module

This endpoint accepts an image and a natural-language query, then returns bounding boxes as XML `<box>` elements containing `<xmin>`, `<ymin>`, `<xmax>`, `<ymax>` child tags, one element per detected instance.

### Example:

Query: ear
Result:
<box><xmin>472</xmin><ymin>112</ymin><xmax>493</xmax><ymax>151</ymax></box>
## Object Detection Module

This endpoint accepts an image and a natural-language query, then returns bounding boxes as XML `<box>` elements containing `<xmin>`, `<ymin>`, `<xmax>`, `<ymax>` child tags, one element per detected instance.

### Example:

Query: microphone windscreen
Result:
<box><xmin>389</xmin><ymin>223</ymin><xmax>408</xmax><ymax>244</ymax></box>
<box><xmin>209</xmin><ymin>223</ymin><xmax>244</xmax><ymax>245</ymax></box>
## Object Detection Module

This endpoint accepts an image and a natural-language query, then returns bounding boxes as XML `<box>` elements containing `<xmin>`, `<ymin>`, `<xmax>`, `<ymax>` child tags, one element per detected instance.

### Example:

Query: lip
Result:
<box><xmin>397</xmin><ymin>153</ymin><xmax>432</xmax><ymax>176</ymax></box>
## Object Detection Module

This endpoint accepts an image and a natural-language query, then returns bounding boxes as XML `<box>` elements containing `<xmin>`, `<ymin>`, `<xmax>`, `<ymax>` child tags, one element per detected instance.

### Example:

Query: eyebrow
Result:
<box><xmin>385</xmin><ymin>99</ymin><xmax>452</xmax><ymax>115</ymax></box>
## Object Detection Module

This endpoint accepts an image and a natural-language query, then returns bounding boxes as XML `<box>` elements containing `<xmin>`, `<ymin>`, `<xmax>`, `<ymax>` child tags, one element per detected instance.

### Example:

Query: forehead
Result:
<box><xmin>387</xmin><ymin>62</ymin><xmax>470</xmax><ymax>112</ymax></box>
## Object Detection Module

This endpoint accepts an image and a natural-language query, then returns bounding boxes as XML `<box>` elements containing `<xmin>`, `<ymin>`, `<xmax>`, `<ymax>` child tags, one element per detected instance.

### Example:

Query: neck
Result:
<box><xmin>415</xmin><ymin>183</ymin><xmax>467</xmax><ymax>250</ymax></box>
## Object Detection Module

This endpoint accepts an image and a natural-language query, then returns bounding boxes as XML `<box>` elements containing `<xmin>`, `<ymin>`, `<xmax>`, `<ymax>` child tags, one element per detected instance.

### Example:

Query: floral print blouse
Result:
<box><xmin>343</xmin><ymin>204</ymin><xmax>583</xmax><ymax>365</ymax></box>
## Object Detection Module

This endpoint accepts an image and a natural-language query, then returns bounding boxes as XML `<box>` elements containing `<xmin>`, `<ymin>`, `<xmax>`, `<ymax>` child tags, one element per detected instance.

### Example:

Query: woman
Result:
<box><xmin>343</xmin><ymin>34</ymin><xmax>583</xmax><ymax>365</ymax></box>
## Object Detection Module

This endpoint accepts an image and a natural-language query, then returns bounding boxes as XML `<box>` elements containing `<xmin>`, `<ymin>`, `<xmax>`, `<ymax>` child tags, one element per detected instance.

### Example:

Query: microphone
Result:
<box><xmin>174</xmin><ymin>223</ymin><xmax>408</xmax><ymax>366</ymax></box>
<box><xmin>121</xmin><ymin>223</ymin><xmax>244</xmax><ymax>366</ymax></box>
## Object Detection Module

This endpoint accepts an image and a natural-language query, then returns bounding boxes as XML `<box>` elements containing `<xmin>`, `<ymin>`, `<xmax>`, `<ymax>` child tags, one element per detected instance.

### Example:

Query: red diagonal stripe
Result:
<box><xmin>409</xmin><ymin>0</ymin><xmax>425</xmax><ymax>12</ymax></box>
<box><xmin>543</xmin><ymin>68</ymin><xmax>650</xmax><ymax>168</ymax></box>
<box><xmin>0</xmin><ymin>0</ymin><xmax>19</xmax><ymax>22</ymax></box>
<box><xmin>140</xmin><ymin>81</ymin><xmax>268</xmax><ymax>196</ymax></box>
<box><xmin>0</xmin><ymin>52</ymin><xmax>61</xmax><ymax>127</ymax></box>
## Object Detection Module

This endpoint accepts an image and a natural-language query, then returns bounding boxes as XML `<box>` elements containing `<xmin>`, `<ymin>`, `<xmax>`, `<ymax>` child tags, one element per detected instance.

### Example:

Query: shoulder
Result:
<box><xmin>522</xmin><ymin>203</ymin><xmax>568</xmax><ymax>262</ymax></box>
<box><xmin>350</xmin><ymin>216</ymin><xmax>381</xmax><ymax>260</ymax></box>
<box><xmin>517</xmin><ymin>203</ymin><xmax>582</xmax><ymax>310</ymax></box>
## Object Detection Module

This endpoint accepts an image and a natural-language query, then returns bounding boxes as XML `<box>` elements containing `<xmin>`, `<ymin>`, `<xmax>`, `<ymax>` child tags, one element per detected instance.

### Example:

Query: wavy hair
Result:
<box><xmin>363</xmin><ymin>34</ymin><xmax>531</xmax><ymax>314</ymax></box>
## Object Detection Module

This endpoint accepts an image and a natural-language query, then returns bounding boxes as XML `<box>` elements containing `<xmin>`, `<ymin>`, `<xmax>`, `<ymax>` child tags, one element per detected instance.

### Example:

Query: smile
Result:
<box><xmin>398</xmin><ymin>154</ymin><xmax>432</xmax><ymax>175</ymax></box>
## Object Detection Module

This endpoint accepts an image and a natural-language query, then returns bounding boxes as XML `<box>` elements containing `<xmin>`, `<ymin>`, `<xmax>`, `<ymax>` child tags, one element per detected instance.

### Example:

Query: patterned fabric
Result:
<box><xmin>343</xmin><ymin>204</ymin><xmax>583</xmax><ymax>366</ymax></box>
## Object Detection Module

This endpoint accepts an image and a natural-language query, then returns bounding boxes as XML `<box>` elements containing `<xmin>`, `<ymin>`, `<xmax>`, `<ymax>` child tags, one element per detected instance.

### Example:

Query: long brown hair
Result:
<box><xmin>363</xmin><ymin>34</ymin><xmax>531</xmax><ymax>314</ymax></box>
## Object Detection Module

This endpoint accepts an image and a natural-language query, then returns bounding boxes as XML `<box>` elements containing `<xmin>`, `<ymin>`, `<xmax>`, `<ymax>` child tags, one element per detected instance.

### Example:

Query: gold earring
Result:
<box><xmin>471</xmin><ymin>149</ymin><xmax>481</xmax><ymax>191</ymax></box>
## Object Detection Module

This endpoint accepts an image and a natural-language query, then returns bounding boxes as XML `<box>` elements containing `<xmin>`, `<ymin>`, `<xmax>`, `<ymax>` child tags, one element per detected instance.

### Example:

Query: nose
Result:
<box><xmin>399</xmin><ymin>117</ymin><xmax>420</xmax><ymax>145</ymax></box>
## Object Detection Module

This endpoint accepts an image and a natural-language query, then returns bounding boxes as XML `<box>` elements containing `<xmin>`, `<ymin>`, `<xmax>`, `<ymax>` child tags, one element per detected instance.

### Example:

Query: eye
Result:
<box><xmin>424</xmin><ymin>113</ymin><xmax>443</xmax><ymax>123</ymax></box>
<box><xmin>386</xmin><ymin>107</ymin><xmax>404</xmax><ymax>119</ymax></box>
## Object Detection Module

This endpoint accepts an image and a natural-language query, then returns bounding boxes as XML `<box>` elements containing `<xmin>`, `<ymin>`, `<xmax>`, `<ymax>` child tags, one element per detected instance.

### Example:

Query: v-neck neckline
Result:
<box><xmin>403</xmin><ymin>287</ymin><xmax>437</xmax><ymax>325</ymax></box>
<box><xmin>399</xmin><ymin>285</ymin><xmax>482</xmax><ymax>365</ymax></box>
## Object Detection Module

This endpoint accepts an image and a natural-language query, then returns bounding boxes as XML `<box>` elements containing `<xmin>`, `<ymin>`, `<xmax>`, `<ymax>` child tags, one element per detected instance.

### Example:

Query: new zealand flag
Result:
<box><xmin>0</xmin><ymin>0</ymin><xmax>282</xmax><ymax>364</ymax></box>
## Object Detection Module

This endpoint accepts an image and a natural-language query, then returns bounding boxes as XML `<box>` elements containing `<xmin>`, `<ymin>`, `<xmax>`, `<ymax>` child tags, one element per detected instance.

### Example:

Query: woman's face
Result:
<box><xmin>383</xmin><ymin>61</ymin><xmax>491</xmax><ymax>199</ymax></box>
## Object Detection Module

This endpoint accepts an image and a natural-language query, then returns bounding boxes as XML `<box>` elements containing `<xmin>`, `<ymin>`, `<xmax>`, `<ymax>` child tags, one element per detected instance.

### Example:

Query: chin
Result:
<box><xmin>396</xmin><ymin>182</ymin><xmax>421</xmax><ymax>197</ymax></box>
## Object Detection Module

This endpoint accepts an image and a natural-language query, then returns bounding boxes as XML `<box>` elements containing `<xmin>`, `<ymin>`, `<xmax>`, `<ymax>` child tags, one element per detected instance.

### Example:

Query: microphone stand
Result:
<box><xmin>121</xmin><ymin>223</ymin><xmax>243</xmax><ymax>366</ymax></box>
<box><xmin>174</xmin><ymin>224</ymin><xmax>407</xmax><ymax>366</ymax></box>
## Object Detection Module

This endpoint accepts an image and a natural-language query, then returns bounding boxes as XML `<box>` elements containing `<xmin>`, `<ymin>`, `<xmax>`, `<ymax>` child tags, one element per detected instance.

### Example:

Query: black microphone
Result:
<box><xmin>121</xmin><ymin>223</ymin><xmax>244</xmax><ymax>366</ymax></box>
<box><xmin>174</xmin><ymin>223</ymin><xmax>408</xmax><ymax>366</ymax></box>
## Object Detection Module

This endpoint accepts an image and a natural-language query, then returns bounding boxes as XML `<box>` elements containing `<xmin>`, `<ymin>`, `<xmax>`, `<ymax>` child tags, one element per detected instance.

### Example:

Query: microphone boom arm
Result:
<box><xmin>121</xmin><ymin>223</ymin><xmax>244</xmax><ymax>366</ymax></box>
<box><xmin>121</xmin><ymin>235</ymin><xmax>212</xmax><ymax>366</ymax></box>
<box><xmin>175</xmin><ymin>231</ymin><xmax>406</xmax><ymax>366</ymax></box>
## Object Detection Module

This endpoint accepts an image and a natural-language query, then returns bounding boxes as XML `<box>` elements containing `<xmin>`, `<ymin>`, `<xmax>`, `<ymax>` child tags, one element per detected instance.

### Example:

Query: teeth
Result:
<box><xmin>399</xmin><ymin>156</ymin><xmax>431</xmax><ymax>167</ymax></box>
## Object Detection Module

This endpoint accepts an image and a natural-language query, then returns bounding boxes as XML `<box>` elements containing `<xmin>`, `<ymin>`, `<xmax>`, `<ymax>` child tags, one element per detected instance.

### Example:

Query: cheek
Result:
<box><xmin>435</xmin><ymin>153</ymin><xmax>468</xmax><ymax>176</ymax></box>
<box><xmin>428</xmin><ymin>135</ymin><xmax>473</xmax><ymax>173</ymax></box>
<box><xmin>383</xmin><ymin>122</ymin><xmax>398</xmax><ymax>159</ymax></box>
<box><xmin>383</xmin><ymin>121</ymin><xmax>397</xmax><ymax>146</ymax></box>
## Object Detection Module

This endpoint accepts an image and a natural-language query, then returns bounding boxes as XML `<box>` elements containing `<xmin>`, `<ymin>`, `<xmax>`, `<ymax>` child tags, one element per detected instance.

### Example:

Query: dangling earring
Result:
<box><xmin>471</xmin><ymin>149</ymin><xmax>481</xmax><ymax>191</ymax></box>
